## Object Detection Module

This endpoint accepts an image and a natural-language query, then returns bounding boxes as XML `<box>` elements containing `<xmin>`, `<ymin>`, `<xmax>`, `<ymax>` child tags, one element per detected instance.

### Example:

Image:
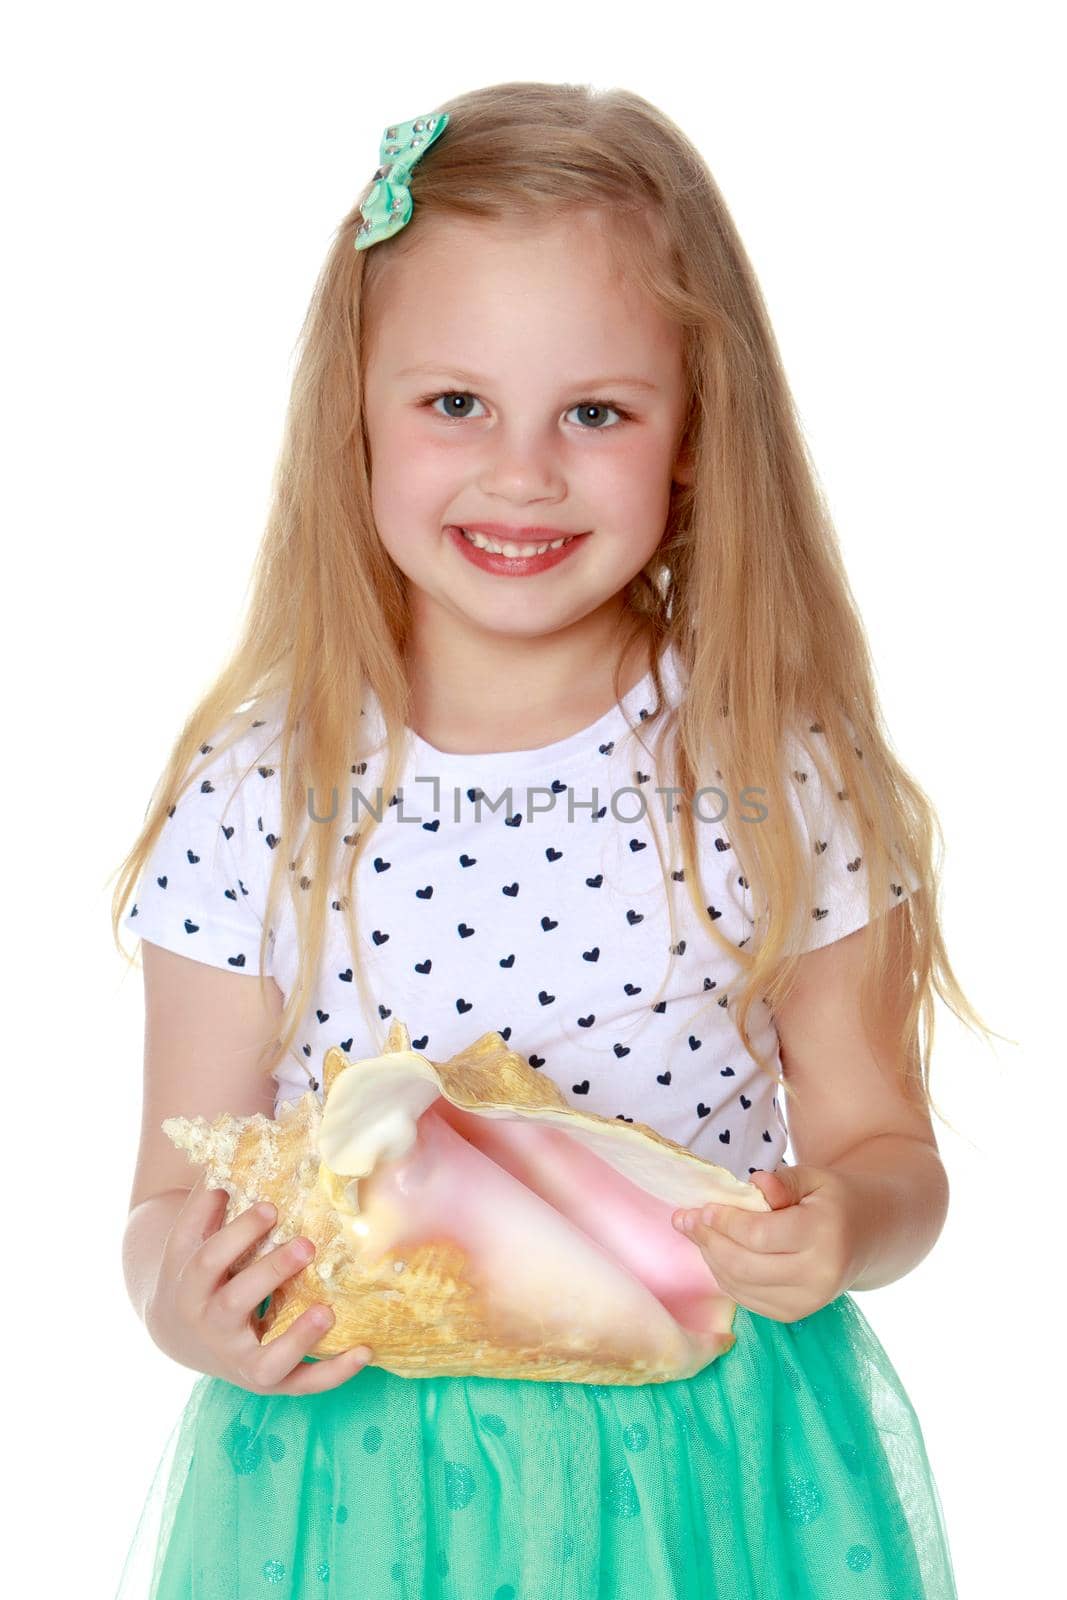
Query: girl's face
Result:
<box><xmin>362</xmin><ymin>210</ymin><xmax>692</xmax><ymax>654</ymax></box>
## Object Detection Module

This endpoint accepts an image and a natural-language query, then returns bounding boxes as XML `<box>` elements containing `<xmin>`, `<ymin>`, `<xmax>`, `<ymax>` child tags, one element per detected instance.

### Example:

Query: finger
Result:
<box><xmin>682</xmin><ymin>1204</ymin><xmax>805</xmax><ymax>1255</ymax></box>
<box><xmin>164</xmin><ymin>1174</ymin><xmax>229</xmax><ymax>1269</ymax></box>
<box><xmin>179</xmin><ymin>1198</ymin><xmax>278</xmax><ymax>1303</ymax></box>
<box><xmin>215</xmin><ymin>1231</ymin><xmax>321</xmax><ymax>1323</ymax></box>
<box><xmin>245</xmin><ymin>1304</ymin><xmax>372</xmax><ymax>1395</ymax></box>
<box><xmin>686</xmin><ymin>1221</ymin><xmax>800</xmax><ymax>1286</ymax></box>
<box><xmin>274</xmin><ymin>1342</ymin><xmax>375</xmax><ymax>1397</ymax></box>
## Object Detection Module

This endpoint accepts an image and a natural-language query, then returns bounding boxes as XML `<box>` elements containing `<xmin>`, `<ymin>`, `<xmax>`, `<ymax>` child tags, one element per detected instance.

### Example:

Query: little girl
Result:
<box><xmin>113</xmin><ymin>81</ymin><xmax>989</xmax><ymax>1599</ymax></box>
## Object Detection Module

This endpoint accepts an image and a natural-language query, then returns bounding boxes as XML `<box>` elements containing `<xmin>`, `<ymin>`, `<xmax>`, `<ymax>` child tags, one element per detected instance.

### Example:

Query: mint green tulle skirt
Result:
<box><xmin>115</xmin><ymin>1292</ymin><xmax>957</xmax><ymax>1599</ymax></box>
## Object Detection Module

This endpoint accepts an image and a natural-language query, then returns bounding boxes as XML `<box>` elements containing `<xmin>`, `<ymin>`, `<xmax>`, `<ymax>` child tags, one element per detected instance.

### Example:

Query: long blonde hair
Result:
<box><xmin>110</xmin><ymin>79</ymin><xmax>1005</xmax><ymax>1126</ymax></box>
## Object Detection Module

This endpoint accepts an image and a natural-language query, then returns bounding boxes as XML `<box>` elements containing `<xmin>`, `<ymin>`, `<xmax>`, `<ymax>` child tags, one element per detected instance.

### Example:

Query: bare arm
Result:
<box><xmin>121</xmin><ymin>941</ymin><xmax>373</xmax><ymax>1392</ymax></box>
<box><xmin>774</xmin><ymin>907</ymin><xmax>950</xmax><ymax>1293</ymax></box>
<box><xmin>124</xmin><ymin>1188</ymin><xmax>191</xmax><ymax>1325</ymax></box>
<box><xmin>829</xmin><ymin>1133</ymin><xmax>950</xmax><ymax>1292</ymax></box>
<box><xmin>121</xmin><ymin>939</ymin><xmax>283</xmax><ymax>1322</ymax></box>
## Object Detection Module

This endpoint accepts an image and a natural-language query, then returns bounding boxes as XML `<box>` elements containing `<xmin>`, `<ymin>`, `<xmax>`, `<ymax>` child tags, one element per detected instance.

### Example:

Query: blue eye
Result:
<box><xmin>423</xmin><ymin>392</ymin><xmax>629</xmax><ymax>430</ymax></box>
<box><xmin>566</xmin><ymin>402</ymin><xmax>625</xmax><ymax>430</ymax></box>
<box><xmin>428</xmin><ymin>392</ymin><xmax>486</xmax><ymax>420</ymax></box>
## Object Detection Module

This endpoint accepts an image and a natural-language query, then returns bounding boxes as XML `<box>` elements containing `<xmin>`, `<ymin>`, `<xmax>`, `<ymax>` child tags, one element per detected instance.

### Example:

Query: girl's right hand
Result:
<box><xmin>145</xmin><ymin>1174</ymin><xmax>374</xmax><ymax>1395</ymax></box>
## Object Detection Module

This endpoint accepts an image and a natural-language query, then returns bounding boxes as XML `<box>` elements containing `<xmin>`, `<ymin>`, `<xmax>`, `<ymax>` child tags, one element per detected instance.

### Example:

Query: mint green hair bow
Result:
<box><xmin>353</xmin><ymin>111</ymin><xmax>449</xmax><ymax>250</ymax></box>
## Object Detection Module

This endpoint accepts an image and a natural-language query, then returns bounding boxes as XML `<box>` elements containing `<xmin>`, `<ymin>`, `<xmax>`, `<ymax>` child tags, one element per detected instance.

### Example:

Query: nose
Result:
<box><xmin>476</xmin><ymin>420</ymin><xmax>566</xmax><ymax>504</ymax></box>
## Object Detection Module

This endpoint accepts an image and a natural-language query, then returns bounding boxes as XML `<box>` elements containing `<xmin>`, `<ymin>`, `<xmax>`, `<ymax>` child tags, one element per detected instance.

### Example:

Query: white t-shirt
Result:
<box><xmin>123</xmin><ymin>645</ymin><xmax>916</xmax><ymax>1181</ymax></box>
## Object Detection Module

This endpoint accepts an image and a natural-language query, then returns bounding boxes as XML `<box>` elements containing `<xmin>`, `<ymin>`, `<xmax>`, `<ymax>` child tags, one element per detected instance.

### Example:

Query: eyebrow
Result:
<box><xmin>396</xmin><ymin>364</ymin><xmax>661</xmax><ymax>394</ymax></box>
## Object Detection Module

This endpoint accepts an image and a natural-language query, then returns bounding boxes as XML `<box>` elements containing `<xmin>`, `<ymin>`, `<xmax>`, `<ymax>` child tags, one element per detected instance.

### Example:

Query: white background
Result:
<box><xmin>5</xmin><ymin>3</ymin><xmax>1061</xmax><ymax>1595</ymax></box>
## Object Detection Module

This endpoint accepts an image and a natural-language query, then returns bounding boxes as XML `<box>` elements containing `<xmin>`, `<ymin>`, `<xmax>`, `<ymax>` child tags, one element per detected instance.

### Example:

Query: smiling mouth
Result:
<box><xmin>453</xmin><ymin>527</ymin><xmax>587</xmax><ymax>557</ymax></box>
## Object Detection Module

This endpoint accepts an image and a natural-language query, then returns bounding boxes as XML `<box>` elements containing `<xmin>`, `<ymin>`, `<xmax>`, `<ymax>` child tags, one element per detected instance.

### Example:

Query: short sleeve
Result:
<box><xmin>122</xmin><ymin>734</ymin><xmax>268</xmax><ymax>974</ymax></box>
<box><xmin>782</xmin><ymin>725</ymin><xmax>922</xmax><ymax>955</ymax></box>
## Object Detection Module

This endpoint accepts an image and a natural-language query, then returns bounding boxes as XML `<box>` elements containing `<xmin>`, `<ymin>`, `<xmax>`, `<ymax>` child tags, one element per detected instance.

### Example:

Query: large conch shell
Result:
<box><xmin>163</xmin><ymin>1021</ymin><xmax>772</xmax><ymax>1385</ymax></box>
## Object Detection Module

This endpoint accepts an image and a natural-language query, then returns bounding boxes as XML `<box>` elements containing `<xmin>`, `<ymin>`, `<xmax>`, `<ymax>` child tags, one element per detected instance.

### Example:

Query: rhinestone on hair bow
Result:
<box><xmin>353</xmin><ymin>111</ymin><xmax>449</xmax><ymax>250</ymax></box>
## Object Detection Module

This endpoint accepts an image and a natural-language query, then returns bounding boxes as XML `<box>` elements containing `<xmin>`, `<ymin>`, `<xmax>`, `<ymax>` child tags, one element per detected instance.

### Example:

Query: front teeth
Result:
<box><xmin>460</xmin><ymin>529</ymin><xmax>574</xmax><ymax>557</ymax></box>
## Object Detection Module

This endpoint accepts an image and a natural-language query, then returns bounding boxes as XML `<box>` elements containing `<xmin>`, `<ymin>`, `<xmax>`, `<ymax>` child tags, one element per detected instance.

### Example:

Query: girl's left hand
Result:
<box><xmin>672</xmin><ymin>1165</ymin><xmax>864</xmax><ymax>1323</ymax></box>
